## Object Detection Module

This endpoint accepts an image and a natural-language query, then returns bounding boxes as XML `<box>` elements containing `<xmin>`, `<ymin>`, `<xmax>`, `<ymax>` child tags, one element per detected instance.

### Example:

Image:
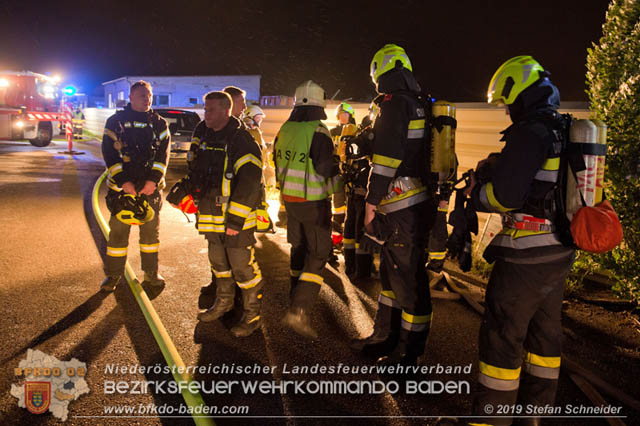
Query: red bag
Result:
<box><xmin>178</xmin><ymin>194</ymin><xmax>198</xmax><ymax>214</ymax></box>
<box><xmin>570</xmin><ymin>200</ymin><xmax>623</xmax><ymax>253</ymax></box>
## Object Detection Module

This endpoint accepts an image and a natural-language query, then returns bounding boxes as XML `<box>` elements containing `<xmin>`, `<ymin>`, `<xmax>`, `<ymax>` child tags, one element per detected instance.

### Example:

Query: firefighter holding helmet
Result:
<box><xmin>100</xmin><ymin>80</ymin><xmax>170</xmax><ymax>292</ymax></box>
<box><xmin>275</xmin><ymin>80</ymin><xmax>341</xmax><ymax>340</ymax></box>
<box><xmin>351</xmin><ymin>44</ymin><xmax>436</xmax><ymax>366</ymax></box>
<box><xmin>449</xmin><ymin>56</ymin><xmax>575</xmax><ymax>426</ymax></box>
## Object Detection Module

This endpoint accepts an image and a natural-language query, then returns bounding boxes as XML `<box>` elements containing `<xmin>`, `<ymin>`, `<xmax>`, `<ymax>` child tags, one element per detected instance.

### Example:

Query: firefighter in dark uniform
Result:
<box><xmin>100</xmin><ymin>80</ymin><xmax>170</xmax><ymax>292</ymax></box>
<box><xmin>275</xmin><ymin>80</ymin><xmax>341</xmax><ymax>340</ymax></box>
<box><xmin>463</xmin><ymin>56</ymin><xmax>575</xmax><ymax>426</ymax></box>
<box><xmin>342</xmin><ymin>101</ymin><xmax>377</xmax><ymax>279</ymax></box>
<box><xmin>352</xmin><ymin>44</ymin><xmax>436</xmax><ymax>366</ymax></box>
<box><xmin>193</xmin><ymin>91</ymin><xmax>264</xmax><ymax>338</ymax></box>
<box><xmin>200</xmin><ymin>86</ymin><xmax>250</xmax><ymax>296</ymax></box>
<box><xmin>329</xmin><ymin>102</ymin><xmax>354</xmax><ymax>233</ymax></box>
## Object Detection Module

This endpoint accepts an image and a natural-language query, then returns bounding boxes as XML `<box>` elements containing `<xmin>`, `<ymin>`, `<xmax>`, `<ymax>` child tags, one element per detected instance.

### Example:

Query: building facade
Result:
<box><xmin>102</xmin><ymin>75</ymin><xmax>261</xmax><ymax>108</ymax></box>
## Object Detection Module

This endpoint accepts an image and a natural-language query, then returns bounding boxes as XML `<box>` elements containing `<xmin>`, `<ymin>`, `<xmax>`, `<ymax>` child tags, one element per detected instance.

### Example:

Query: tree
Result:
<box><xmin>586</xmin><ymin>0</ymin><xmax>640</xmax><ymax>302</ymax></box>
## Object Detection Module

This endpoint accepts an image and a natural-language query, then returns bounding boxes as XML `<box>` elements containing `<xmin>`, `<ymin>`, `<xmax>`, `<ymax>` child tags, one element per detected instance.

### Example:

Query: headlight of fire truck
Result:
<box><xmin>0</xmin><ymin>78</ymin><xmax>9</xmax><ymax>87</ymax></box>
<box><xmin>14</xmin><ymin>120</ymin><xmax>24</xmax><ymax>128</ymax></box>
<box><xmin>42</xmin><ymin>84</ymin><xmax>56</xmax><ymax>99</ymax></box>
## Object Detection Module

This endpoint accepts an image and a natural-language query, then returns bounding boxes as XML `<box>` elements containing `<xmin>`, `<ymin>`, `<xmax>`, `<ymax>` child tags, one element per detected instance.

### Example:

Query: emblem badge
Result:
<box><xmin>25</xmin><ymin>381</ymin><xmax>51</xmax><ymax>415</ymax></box>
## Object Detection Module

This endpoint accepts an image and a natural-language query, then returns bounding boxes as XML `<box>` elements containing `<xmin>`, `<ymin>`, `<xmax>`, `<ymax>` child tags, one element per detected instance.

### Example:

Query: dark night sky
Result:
<box><xmin>0</xmin><ymin>0</ymin><xmax>611</xmax><ymax>102</ymax></box>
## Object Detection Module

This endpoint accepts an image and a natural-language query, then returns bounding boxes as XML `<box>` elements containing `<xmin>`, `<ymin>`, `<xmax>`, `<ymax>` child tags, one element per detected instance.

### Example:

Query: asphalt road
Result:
<box><xmin>0</xmin><ymin>138</ymin><xmax>636</xmax><ymax>426</ymax></box>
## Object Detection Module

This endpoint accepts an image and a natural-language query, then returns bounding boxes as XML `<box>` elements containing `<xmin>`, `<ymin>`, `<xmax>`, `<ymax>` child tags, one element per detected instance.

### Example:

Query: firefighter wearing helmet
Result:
<box><xmin>274</xmin><ymin>80</ymin><xmax>341</xmax><ymax>339</ymax></box>
<box><xmin>243</xmin><ymin>105</ymin><xmax>274</xmax><ymax>187</ymax></box>
<box><xmin>100</xmin><ymin>80</ymin><xmax>170</xmax><ymax>292</ymax></box>
<box><xmin>328</xmin><ymin>102</ymin><xmax>355</xmax><ymax>235</ymax></box>
<box><xmin>342</xmin><ymin>100</ymin><xmax>377</xmax><ymax>280</ymax></box>
<box><xmin>455</xmin><ymin>56</ymin><xmax>575</xmax><ymax>426</ymax></box>
<box><xmin>351</xmin><ymin>44</ymin><xmax>436</xmax><ymax>366</ymax></box>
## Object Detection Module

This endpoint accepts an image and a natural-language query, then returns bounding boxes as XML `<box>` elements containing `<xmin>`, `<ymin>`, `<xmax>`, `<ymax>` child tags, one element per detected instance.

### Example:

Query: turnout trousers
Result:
<box><xmin>104</xmin><ymin>190</ymin><xmax>162</xmax><ymax>276</ymax></box>
<box><xmin>343</xmin><ymin>190</ymin><xmax>372</xmax><ymax>277</ymax></box>
<box><xmin>285</xmin><ymin>199</ymin><xmax>333</xmax><ymax>310</ymax></box>
<box><xmin>205</xmin><ymin>233</ymin><xmax>262</xmax><ymax>291</ymax></box>
<box><xmin>426</xmin><ymin>200</ymin><xmax>449</xmax><ymax>273</ymax></box>
<box><xmin>471</xmin><ymin>253</ymin><xmax>574</xmax><ymax>425</ymax></box>
<box><xmin>374</xmin><ymin>203</ymin><xmax>433</xmax><ymax>359</ymax></box>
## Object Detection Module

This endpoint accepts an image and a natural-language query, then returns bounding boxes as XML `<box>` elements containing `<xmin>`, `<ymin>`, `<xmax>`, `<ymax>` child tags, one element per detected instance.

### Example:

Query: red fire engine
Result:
<box><xmin>0</xmin><ymin>71</ymin><xmax>66</xmax><ymax>147</ymax></box>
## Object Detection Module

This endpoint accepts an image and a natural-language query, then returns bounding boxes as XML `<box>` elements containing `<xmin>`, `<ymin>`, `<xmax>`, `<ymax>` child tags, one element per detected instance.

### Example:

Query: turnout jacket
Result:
<box><xmin>273</xmin><ymin>106</ymin><xmax>340</xmax><ymax>202</ymax></box>
<box><xmin>189</xmin><ymin>116</ymin><xmax>263</xmax><ymax>234</ymax></box>
<box><xmin>366</xmin><ymin>68</ymin><xmax>430</xmax><ymax>211</ymax></box>
<box><xmin>469</xmin><ymin>79</ymin><xmax>574</xmax><ymax>263</ymax></box>
<box><xmin>102</xmin><ymin>104</ymin><xmax>170</xmax><ymax>191</ymax></box>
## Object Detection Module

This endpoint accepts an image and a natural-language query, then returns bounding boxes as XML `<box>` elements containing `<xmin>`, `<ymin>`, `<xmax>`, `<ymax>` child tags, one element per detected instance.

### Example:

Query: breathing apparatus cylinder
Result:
<box><xmin>430</xmin><ymin>101</ymin><xmax>457</xmax><ymax>184</ymax></box>
<box><xmin>591</xmin><ymin>119</ymin><xmax>607</xmax><ymax>205</ymax></box>
<box><xmin>338</xmin><ymin>123</ymin><xmax>358</xmax><ymax>163</ymax></box>
<box><xmin>566</xmin><ymin>119</ymin><xmax>598</xmax><ymax>220</ymax></box>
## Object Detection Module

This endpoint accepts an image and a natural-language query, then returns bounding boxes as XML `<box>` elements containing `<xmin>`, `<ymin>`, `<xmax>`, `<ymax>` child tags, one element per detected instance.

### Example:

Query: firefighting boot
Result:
<box><xmin>376</xmin><ymin>329</ymin><xmax>422</xmax><ymax>367</ymax></box>
<box><xmin>344</xmin><ymin>249</ymin><xmax>356</xmax><ymax>277</ymax></box>
<box><xmin>230</xmin><ymin>281</ymin><xmax>264</xmax><ymax>337</ymax></box>
<box><xmin>100</xmin><ymin>276</ymin><xmax>121</xmax><ymax>293</ymax></box>
<box><xmin>200</xmin><ymin>273</ymin><xmax>216</xmax><ymax>295</ymax></box>
<box><xmin>282</xmin><ymin>306</ymin><xmax>318</xmax><ymax>340</ymax></box>
<box><xmin>197</xmin><ymin>279</ymin><xmax>236</xmax><ymax>322</ymax></box>
<box><xmin>350</xmin><ymin>304</ymin><xmax>401</xmax><ymax>359</ymax></box>
<box><xmin>142</xmin><ymin>271</ymin><xmax>165</xmax><ymax>287</ymax></box>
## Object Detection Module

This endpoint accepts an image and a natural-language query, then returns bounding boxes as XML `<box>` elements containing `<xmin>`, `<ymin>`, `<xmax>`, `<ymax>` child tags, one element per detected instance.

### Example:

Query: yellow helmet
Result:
<box><xmin>294</xmin><ymin>80</ymin><xmax>326</xmax><ymax>107</ymax></box>
<box><xmin>487</xmin><ymin>56</ymin><xmax>545</xmax><ymax>105</ymax></box>
<box><xmin>335</xmin><ymin>102</ymin><xmax>355</xmax><ymax>119</ymax></box>
<box><xmin>244</xmin><ymin>104</ymin><xmax>265</xmax><ymax>120</ymax></box>
<box><xmin>370</xmin><ymin>44</ymin><xmax>412</xmax><ymax>84</ymax></box>
<box><xmin>114</xmin><ymin>193</ymin><xmax>155</xmax><ymax>225</ymax></box>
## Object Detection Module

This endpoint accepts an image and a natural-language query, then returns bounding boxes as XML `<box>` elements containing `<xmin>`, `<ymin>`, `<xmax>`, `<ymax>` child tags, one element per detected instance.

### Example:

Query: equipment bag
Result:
<box><xmin>556</xmin><ymin>115</ymin><xmax>623</xmax><ymax>252</ymax></box>
<box><xmin>570</xmin><ymin>199</ymin><xmax>622</xmax><ymax>253</ymax></box>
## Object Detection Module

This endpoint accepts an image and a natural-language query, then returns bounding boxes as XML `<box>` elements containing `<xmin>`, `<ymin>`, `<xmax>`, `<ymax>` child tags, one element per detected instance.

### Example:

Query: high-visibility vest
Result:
<box><xmin>275</xmin><ymin>120</ymin><xmax>339</xmax><ymax>201</ymax></box>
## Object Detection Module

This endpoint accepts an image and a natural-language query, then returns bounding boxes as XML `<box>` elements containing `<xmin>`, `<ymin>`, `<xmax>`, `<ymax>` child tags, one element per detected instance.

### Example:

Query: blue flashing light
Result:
<box><xmin>62</xmin><ymin>85</ymin><xmax>77</xmax><ymax>96</ymax></box>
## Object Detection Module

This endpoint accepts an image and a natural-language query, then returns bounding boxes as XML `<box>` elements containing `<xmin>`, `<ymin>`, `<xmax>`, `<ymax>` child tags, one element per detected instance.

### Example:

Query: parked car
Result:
<box><xmin>155</xmin><ymin>109</ymin><xmax>201</xmax><ymax>159</ymax></box>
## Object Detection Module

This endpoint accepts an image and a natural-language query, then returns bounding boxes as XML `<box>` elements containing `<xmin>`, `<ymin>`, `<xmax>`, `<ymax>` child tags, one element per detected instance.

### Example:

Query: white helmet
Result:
<box><xmin>294</xmin><ymin>80</ymin><xmax>326</xmax><ymax>107</ymax></box>
<box><xmin>244</xmin><ymin>104</ymin><xmax>265</xmax><ymax>120</ymax></box>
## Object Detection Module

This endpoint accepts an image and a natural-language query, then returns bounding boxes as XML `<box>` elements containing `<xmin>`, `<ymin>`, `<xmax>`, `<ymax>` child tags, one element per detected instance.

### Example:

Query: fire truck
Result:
<box><xmin>0</xmin><ymin>71</ymin><xmax>65</xmax><ymax>147</ymax></box>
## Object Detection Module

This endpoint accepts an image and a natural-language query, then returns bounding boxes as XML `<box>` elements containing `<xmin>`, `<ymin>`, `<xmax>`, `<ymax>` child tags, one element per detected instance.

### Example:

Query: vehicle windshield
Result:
<box><xmin>158</xmin><ymin>111</ymin><xmax>200</xmax><ymax>132</ymax></box>
<box><xmin>35</xmin><ymin>78</ymin><xmax>60</xmax><ymax>100</ymax></box>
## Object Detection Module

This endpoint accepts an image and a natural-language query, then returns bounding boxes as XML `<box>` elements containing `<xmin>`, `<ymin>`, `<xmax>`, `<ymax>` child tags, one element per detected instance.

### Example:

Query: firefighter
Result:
<box><xmin>244</xmin><ymin>105</ymin><xmax>273</xmax><ymax>184</ymax></box>
<box><xmin>193</xmin><ymin>91</ymin><xmax>264</xmax><ymax>338</ymax></box>
<box><xmin>72</xmin><ymin>107</ymin><xmax>85</xmax><ymax>139</ymax></box>
<box><xmin>275</xmin><ymin>80</ymin><xmax>341</xmax><ymax>340</ymax></box>
<box><xmin>100</xmin><ymin>80</ymin><xmax>170</xmax><ymax>292</ymax></box>
<box><xmin>351</xmin><ymin>44</ymin><xmax>435</xmax><ymax>366</ymax></box>
<box><xmin>223</xmin><ymin>86</ymin><xmax>247</xmax><ymax>120</ymax></box>
<box><xmin>200</xmin><ymin>85</ymin><xmax>250</xmax><ymax>296</ymax></box>
<box><xmin>343</xmin><ymin>102</ymin><xmax>376</xmax><ymax>279</ymax></box>
<box><xmin>461</xmin><ymin>56</ymin><xmax>576</xmax><ymax>426</ymax></box>
<box><xmin>329</xmin><ymin>102</ymin><xmax>354</xmax><ymax>233</ymax></box>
